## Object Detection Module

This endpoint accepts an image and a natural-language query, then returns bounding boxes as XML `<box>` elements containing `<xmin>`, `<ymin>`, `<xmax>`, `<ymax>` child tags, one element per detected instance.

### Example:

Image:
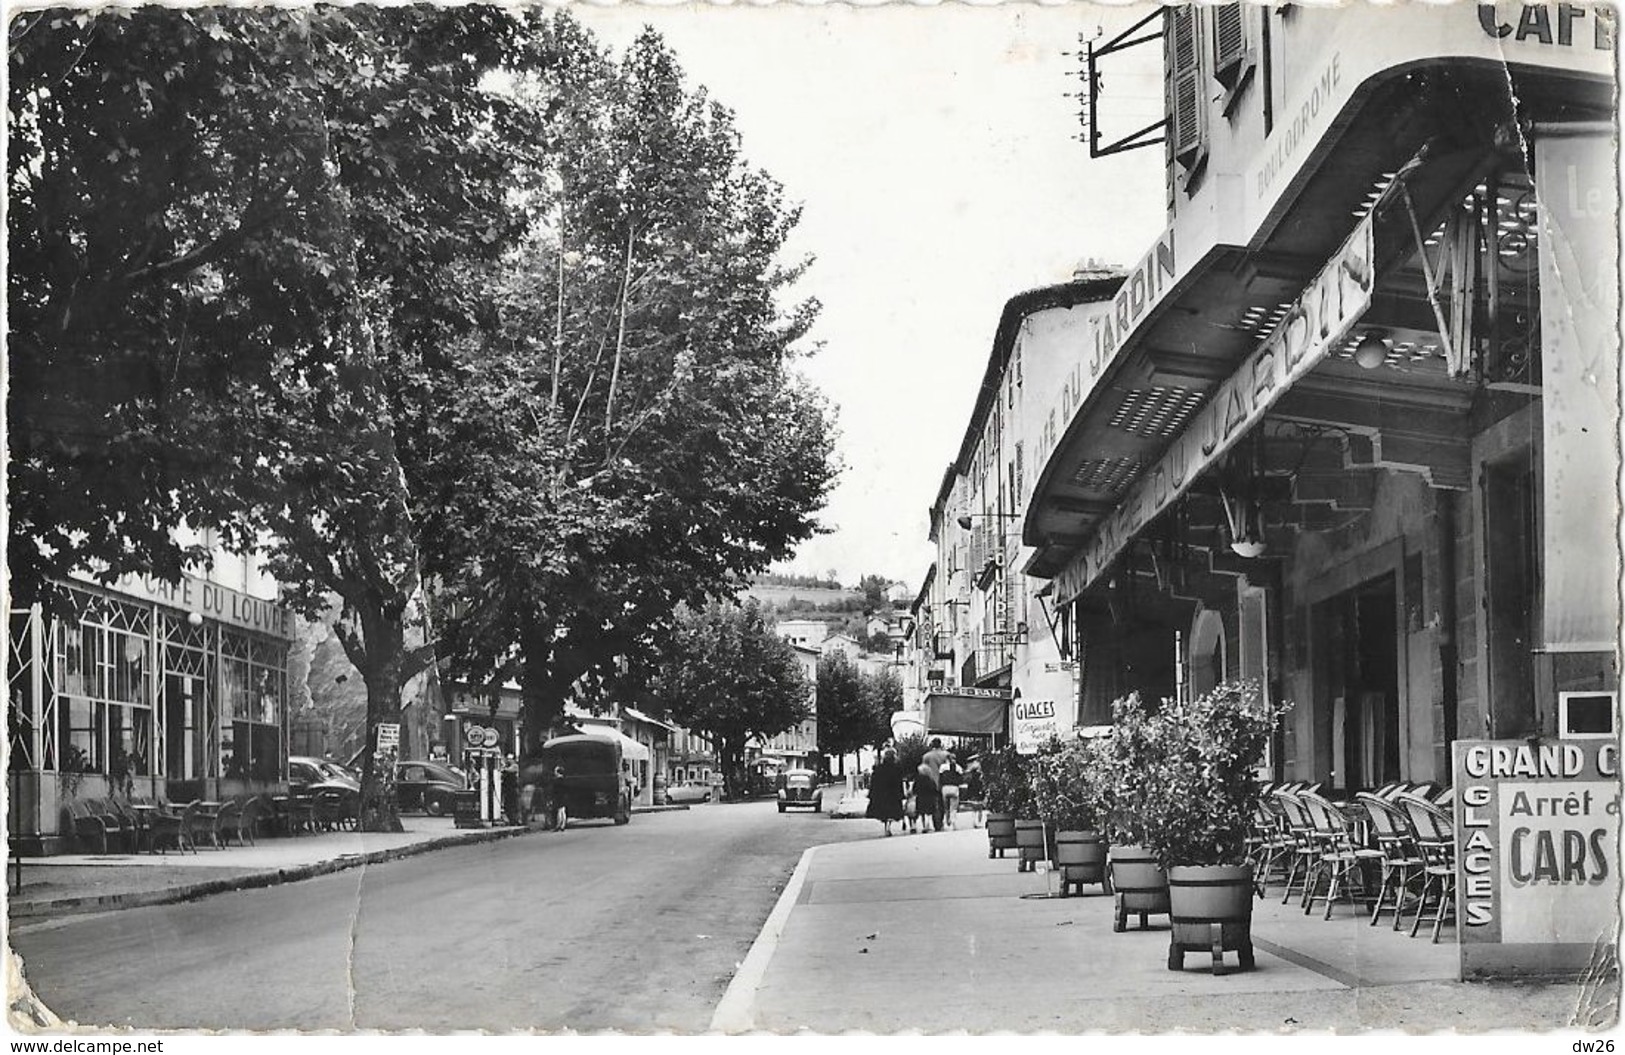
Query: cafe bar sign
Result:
<box><xmin>1453</xmin><ymin>739</ymin><xmax>1621</xmax><ymax>979</ymax></box>
<box><xmin>1054</xmin><ymin>212</ymin><xmax>1375</xmax><ymax>605</ymax></box>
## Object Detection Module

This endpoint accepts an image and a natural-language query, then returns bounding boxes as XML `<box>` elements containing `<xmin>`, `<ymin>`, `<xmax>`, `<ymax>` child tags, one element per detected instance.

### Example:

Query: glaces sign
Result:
<box><xmin>1453</xmin><ymin>739</ymin><xmax>1621</xmax><ymax>979</ymax></box>
<box><xmin>1012</xmin><ymin>699</ymin><xmax>1059</xmax><ymax>755</ymax></box>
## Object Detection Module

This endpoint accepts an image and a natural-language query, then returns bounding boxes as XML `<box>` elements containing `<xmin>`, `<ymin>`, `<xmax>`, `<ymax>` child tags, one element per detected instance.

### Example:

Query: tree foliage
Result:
<box><xmin>815</xmin><ymin>651</ymin><xmax>896</xmax><ymax>768</ymax></box>
<box><xmin>647</xmin><ymin>601</ymin><xmax>811</xmax><ymax>800</ymax></box>
<box><xmin>8</xmin><ymin>5</ymin><xmax>538</xmax><ymax>828</ymax></box>
<box><xmin>408</xmin><ymin>18</ymin><xmax>836</xmax><ymax>748</ymax></box>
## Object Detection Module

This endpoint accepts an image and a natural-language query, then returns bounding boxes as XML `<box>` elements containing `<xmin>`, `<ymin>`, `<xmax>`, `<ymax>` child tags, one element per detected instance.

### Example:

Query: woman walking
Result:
<box><xmin>866</xmin><ymin>747</ymin><xmax>907</xmax><ymax>836</ymax></box>
<box><xmin>939</xmin><ymin>758</ymin><xmax>963</xmax><ymax>829</ymax></box>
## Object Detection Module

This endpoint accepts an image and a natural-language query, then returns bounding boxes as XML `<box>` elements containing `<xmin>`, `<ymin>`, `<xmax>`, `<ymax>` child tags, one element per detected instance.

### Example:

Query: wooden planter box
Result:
<box><xmin>1108</xmin><ymin>844</ymin><xmax>1171</xmax><ymax>931</ymax></box>
<box><xmin>1166</xmin><ymin>863</ymin><xmax>1256</xmax><ymax>975</ymax></box>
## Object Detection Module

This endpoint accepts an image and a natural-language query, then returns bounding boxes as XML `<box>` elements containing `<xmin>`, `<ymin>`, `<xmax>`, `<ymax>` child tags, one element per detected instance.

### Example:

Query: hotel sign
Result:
<box><xmin>1453</xmin><ymin>739</ymin><xmax>1621</xmax><ymax>979</ymax></box>
<box><xmin>1054</xmin><ymin>214</ymin><xmax>1374</xmax><ymax>605</ymax></box>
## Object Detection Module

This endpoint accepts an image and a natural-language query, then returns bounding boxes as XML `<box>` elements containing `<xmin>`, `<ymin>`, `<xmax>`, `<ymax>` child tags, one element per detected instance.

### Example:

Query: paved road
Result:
<box><xmin>11</xmin><ymin>790</ymin><xmax>871</xmax><ymax>1032</ymax></box>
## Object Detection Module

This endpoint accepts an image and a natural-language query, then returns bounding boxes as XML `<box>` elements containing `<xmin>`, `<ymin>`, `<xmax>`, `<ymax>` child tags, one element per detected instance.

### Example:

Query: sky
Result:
<box><xmin>575</xmin><ymin>2</ymin><xmax>1170</xmax><ymax>593</ymax></box>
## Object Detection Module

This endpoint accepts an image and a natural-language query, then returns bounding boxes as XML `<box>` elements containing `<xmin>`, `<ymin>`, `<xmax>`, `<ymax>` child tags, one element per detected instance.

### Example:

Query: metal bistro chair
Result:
<box><xmin>216</xmin><ymin>799</ymin><xmax>251</xmax><ymax>846</ymax></box>
<box><xmin>1300</xmin><ymin>791</ymin><xmax>1382</xmax><ymax>919</ymax></box>
<box><xmin>1396</xmin><ymin>792</ymin><xmax>1457</xmax><ymax>943</ymax></box>
<box><xmin>1356</xmin><ymin>791</ymin><xmax>1424</xmax><ymax>929</ymax></box>
<box><xmin>1273</xmin><ymin>790</ymin><xmax>1320</xmax><ymax>906</ymax></box>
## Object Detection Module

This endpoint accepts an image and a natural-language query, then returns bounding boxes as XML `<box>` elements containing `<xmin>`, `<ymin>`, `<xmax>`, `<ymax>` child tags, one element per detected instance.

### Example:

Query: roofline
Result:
<box><xmin>951</xmin><ymin>275</ymin><xmax>1127</xmax><ymax>476</ymax></box>
<box><xmin>911</xmin><ymin>563</ymin><xmax>937</xmax><ymax>612</ymax></box>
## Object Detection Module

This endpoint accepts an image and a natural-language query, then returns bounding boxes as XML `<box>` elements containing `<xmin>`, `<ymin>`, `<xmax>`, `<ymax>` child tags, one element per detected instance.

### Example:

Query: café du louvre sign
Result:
<box><xmin>1054</xmin><ymin>213</ymin><xmax>1375</xmax><ymax>605</ymax></box>
<box><xmin>75</xmin><ymin>567</ymin><xmax>297</xmax><ymax>640</ymax></box>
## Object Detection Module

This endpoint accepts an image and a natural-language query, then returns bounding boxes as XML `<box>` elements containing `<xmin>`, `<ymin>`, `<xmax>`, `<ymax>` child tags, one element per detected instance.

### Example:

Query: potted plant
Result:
<box><xmin>1034</xmin><ymin>736</ymin><xmax>1111</xmax><ymax>896</ymax></box>
<box><xmin>980</xmin><ymin>745</ymin><xmax>1029</xmax><ymax>860</ymax></box>
<box><xmin>1139</xmin><ymin>680</ymin><xmax>1286</xmax><ymax>975</ymax></box>
<box><xmin>1013</xmin><ymin>740</ymin><xmax>1055</xmax><ymax>872</ymax></box>
<box><xmin>1100</xmin><ymin>692</ymin><xmax>1172</xmax><ymax>932</ymax></box>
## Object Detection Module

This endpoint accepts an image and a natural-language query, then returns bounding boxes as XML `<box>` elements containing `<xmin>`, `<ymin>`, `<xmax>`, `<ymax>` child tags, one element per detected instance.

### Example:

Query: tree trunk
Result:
<box><xmin>518</xmin><ymin>615</ymin><xmax>571</xmax><ymax>758</ymax></box>
<box><xmin>354</xmin><ymin>604</ymin><xmax>407</xmax><ymax>834</ymax></box>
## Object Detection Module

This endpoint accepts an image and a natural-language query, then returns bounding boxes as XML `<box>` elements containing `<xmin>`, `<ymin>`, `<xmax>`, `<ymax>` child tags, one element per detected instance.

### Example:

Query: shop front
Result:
<box><xmin>7</xmin><ymin>571</ymin><xmax>295</xmax><ymax>854</ymax></box>
<box><xmin>1025</xmin><ymin>4</ymin><xmax>1616</xmax><ymax>792</ymax></box>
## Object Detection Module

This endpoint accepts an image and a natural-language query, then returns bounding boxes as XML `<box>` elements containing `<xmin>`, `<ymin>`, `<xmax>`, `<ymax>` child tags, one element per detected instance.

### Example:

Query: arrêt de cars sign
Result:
<box><xmin>1453</xmin><ymin>739</ymin><xmax>1621</xmax><ymax>979</ymax></box>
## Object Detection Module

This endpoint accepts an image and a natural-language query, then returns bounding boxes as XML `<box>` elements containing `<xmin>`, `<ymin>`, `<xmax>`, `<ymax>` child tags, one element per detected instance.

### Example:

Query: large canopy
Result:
<box><xmin>922</xmin><ymin>691</ymin><xmax>1009</xmax><ymax>736</ymax></box>
<box><xmin>575</xmin><ymin>727</ymin><xmax>650</xmax><ymax>763</ymax></box>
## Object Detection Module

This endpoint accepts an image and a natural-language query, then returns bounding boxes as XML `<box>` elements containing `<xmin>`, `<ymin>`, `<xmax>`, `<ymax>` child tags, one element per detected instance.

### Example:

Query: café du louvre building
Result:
<box><xmin>8</xmin><ymin>543</ymin><xmax>296</xmax><ymax>855</ymax></box>
<box><xmin>1021</xmin><ymin>2</ymin><xmax>1617</xmax><ymax>790</ymax></box>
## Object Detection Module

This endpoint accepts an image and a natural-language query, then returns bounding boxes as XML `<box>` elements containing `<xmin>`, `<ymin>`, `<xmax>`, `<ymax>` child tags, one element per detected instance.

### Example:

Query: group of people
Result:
<box><xmin>866</xmin><ymin>738</ymin><xmax>974</xmax><ymax>836</ymax></box>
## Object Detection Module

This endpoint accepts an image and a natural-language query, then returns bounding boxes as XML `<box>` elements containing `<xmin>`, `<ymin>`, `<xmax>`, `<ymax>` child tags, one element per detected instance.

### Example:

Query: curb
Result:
<box><xmin>709</xmin><ymin>843</ymin><xmax>820</xmax><ymax>1033</ymax></box>
<box><xmin>9</xmin><ymin>824</ymin><xmax>536</xmax><ymax>920</ymax></box>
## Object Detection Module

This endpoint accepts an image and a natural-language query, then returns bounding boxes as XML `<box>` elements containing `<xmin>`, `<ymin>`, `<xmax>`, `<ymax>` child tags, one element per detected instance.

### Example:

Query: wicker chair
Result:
<box><xmin>216</xmin><ymin>799</ymin><xmax>249</xmax><ymax>846</ymax></box>
<box><xmin>191</xmin><ymin>800</ymin><xmax>224</xmax><ymax>848</ymax></box>
<box><xmin>1396</xmin><ymin>792</ymin><xmax>1457</xmax><ymax>942</ymax></box>
<box><xmin>1355</xmin><ymin>791</ymin><xmax>1424</xmax><ymax>929</ymax></box>
<box><xmin>1299</xmin><ymin>791</ymin><xmax>1382</xmax><ymax>919</ymax></box>
<box><xmin>149</xmin><ymin>800</ymin><xmax>198</xmax><ymax>855</ymax></box>
<box><xmin>1272</xmin><ymin>790</ymin><xmax>1319</xmax><ymax>906</ymax></box>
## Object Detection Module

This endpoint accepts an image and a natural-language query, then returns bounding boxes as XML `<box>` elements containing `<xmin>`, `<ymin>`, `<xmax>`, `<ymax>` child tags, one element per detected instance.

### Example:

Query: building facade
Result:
<box><xmin>1021</xmin><ymin>3</ymin><xmax>1616</xmax><ymax>789</ymax></box>
<box><xmin>8</xmin><ymin>539</ymin><xmax>296</xmax><ymax>854</ymax></box>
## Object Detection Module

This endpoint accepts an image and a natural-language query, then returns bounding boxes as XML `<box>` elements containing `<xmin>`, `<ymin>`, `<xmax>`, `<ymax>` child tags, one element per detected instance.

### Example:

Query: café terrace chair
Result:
<box><xmin>1355</xmin><ymin>791</ymin><xmax>1424</xmax><ymax>929</ymax></box>
<box><xmin>191</xmin><ymin>800</ymin><xmax>224</xmax><ymax>848</ymax></box>
<box><xmin>149</xmin><ymin>800</ymin><xmax>199</xmax><ymax>855</ymax></box>
<box><xmin>1272</xmin><ymin>790</ymin><xmax>1320</xmax><ymax>907</ymax></box>
<box><xmin>216</xmin><ymin>799</ymin><xmax>251</xmax><ymax>846</ymax></box>
<box><xmin>1396</xmin><ymin>792</ymin><xmax>1458</xmax><ymax>943</ymax></box>
<box><xmin>1247</xmin><ymin>800</ymin><xmax>1293</xmax><ymax>894</ymax></box>
<box><xmin>1299</xmin><ymin>790</ymin><xmax>1383</xmax><ymax>919</ymax></box>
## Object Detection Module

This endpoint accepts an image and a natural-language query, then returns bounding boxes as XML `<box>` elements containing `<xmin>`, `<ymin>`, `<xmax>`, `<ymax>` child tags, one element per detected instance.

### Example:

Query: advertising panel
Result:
<box><xmin>1012</xmin><ymin>699</ymin><xmax>1059</xmax><ymax>755</ymax></box>
<box><xmin>1453</xmin><ymin>739</ymin><xmax>1621</xmax><ymax>978</ymax></box>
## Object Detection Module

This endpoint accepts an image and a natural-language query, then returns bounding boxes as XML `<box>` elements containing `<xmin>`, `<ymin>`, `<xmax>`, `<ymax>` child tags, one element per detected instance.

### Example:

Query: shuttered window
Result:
<box><xmin>1166</xmin><ymin>6</ymin><xmax>1206</xmax><ymax>172</ymax></box>
<box><xmin>1211</xmin><ymin>3</ymin><xmax>1258</xmax><ymax>114</ymax></box>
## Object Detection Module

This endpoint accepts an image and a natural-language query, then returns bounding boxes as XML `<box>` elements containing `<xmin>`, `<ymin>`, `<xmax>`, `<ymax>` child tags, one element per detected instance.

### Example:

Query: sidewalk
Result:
<box><xmin>5</xmin><ymin>817</ymin><xmax>539</xmax><ymax>920</ymax></box>
<box><xmin>712</xmin><ymin>826</ymin><xmax>1602</xmax><ymax>1033</ymax></box>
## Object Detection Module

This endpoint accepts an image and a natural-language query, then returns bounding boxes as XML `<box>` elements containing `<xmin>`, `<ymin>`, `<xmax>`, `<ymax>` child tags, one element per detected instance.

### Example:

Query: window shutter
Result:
<box><xmin>1213</xmin><ymin>4</ymin><xmax>1246</xmax><ymax>86</ymax></box>
<box><xmin>1166</xmin><ymin>7</ymin><xmax>1206</xmax><ymax>169</ymax></box>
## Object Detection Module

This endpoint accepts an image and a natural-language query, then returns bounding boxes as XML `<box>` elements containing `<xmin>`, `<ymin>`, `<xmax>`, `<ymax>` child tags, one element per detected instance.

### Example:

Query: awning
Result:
<box><xmin>923</xmin><ymin>690</ymin><xmax>1010</xmax><ymax>735</ymax></box>
<box><xmin>576</xmin><ymin>727</ymin><xmax>650</xmax><ymax>763</ymax></box>
<box><xmin>623</xmin><ymin>707</ymin><xmax>679</xmax><ymax>734</ymax></box>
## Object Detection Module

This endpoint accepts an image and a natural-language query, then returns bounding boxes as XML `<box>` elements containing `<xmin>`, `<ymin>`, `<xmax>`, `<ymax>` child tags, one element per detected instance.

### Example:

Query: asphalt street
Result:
<box><xmin>9</xmin><ymin>790</ymin><xmax>873</xmax><ymax>1032</ymax></box>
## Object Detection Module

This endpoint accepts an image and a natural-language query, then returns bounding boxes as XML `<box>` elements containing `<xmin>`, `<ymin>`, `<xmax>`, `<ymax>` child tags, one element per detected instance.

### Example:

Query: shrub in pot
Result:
<box><xmin>979</xmin><ymin>746</ymin><xmax>1030</xmax><ymax>859</ymax></box>
<box><xmin>1100</xmin><ymin>692</ymin><xmax>1171</xmax><ymax>931</ymax></box>
<box><xmin>1139</xmin><ymin>680</ymin><xmax>1287</xmax><ymax>975</ymax></box>
<box><xmin>1034</xmin><ymin>737</ymin><xmax>1111</xmax><ymax>896</ymax></box>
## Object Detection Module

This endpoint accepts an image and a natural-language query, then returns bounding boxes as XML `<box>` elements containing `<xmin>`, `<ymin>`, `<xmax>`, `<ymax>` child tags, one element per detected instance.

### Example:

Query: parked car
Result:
<box><xmin>830</xmin><ymin>789</ymin><xmax>870</xmax><ymax>819</ymax></box>
<box><xmin>776</xmin><ymin>768</ymin><xmax>821</xmax><ymax>813</ymax></box>
<box><xmin>664</xmin><ymin>781</ymin><xmax>712</xmax><ymax>805</ymax></box>
<box><xmin>395</xmin><ymin>760</ymin><xmax>468</xmax><ymax>816</ymax></box>
<box><xmin>290</xmin><ymin>755</ymin><xmax>360</xmax><ymax>794</ymax></box>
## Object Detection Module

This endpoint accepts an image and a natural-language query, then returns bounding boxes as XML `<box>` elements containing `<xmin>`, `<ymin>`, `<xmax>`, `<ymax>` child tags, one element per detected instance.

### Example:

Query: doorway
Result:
<box><xmin>1315</xmin><ymin>573</ymin><xmax>1400</xmax><ymax>791</ymax></box>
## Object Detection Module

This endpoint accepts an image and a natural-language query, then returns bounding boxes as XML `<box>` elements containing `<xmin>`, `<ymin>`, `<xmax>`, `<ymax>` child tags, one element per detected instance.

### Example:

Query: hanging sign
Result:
<box><xmin>1453</xmin><ymin>739</ymin><xmax>1621</xmax><ymax>979</ymax></box>
<box><xmin>1013</xmin><ymin>699</ymin><xmax>1059</xmax><ymax>755</ymax></box>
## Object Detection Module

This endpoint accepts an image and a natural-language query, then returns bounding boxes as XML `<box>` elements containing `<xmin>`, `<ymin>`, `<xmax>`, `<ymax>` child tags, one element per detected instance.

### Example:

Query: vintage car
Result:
<box><xmin>521</xmin><ymin>733</ymin><xmax>632</xmax><ymax>827</ymax></box>
<box><xmin>664</xmin><ymin>780</ymin><xmax>712</xmax><ymax>805</ymax></box>
<box><xmin>776</xmin><ymin>768</ymin><xmax>821</xmax><ymax>813</ymax></box>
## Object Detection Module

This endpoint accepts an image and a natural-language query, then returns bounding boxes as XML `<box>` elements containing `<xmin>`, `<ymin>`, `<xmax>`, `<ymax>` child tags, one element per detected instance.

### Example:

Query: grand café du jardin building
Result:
<box><xmin>8</xmin><ymin>557</ymin><xmax>296</xmax><ymax>856</ymax></box>
<box><xmin>1000</xmin><ymin>1</ymin><xmax>1619</xmax><ymax>972</ymax></box>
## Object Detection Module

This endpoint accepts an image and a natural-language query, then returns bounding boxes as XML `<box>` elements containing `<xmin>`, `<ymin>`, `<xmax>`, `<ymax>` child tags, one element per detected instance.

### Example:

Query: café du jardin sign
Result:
<box><xmin>1452</xmin><ymin>738</ymin><xmax>1621</xmax><ymax>979</ymax></box>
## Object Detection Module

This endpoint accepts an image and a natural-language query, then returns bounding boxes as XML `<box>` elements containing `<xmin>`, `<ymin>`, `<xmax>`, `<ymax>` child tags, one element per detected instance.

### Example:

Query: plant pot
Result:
<box><xmin>1166</xmin><ymin>863</ymin><xmax>1256</xmax><ymax>975</ymax></box>
<box><xmin>986</xmin><ymin>812</ymin><xmax>1017</xmax><ymax>859</ymax></box>
<box><xmin>1108</xmin><ymin>844</ymin><xmax>1170</xmax><ymax>931</ymax></box>
<box><xmin>1054</xmin><ymin>830</ymin><xmax>1111</xmax><ymax>897</ymax></box>
<box><xmin>1014</xmin><ymin>818</ymin><xmax>1049</xmax><ymax>873</ymax></box>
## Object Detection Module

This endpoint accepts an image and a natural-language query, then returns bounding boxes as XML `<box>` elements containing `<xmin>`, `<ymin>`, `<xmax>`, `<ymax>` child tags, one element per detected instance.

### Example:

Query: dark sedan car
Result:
<box><xmin>395</xmin><ymin>760</ymin><xmax>467</xmax><ymax>815</ymax></box>
<box><xmin>777</xmin><ymin>768</ymin><xmax>821</xmax><ymax>813</ymax></box>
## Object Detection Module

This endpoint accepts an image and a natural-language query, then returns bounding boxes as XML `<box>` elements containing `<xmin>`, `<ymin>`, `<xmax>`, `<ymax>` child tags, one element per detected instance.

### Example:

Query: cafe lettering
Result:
<box><xmin>1453</xmin><ymin>739</ymin><xmax>1621</xmax><ymax>979</ymax></box>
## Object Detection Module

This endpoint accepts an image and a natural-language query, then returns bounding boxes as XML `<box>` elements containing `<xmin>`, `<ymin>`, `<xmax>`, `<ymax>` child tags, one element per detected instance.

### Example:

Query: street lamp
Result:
<box><xmin>957</xmin><ymin>512</ymin><xmax>1020</xmax><ymax>530</ymax></box>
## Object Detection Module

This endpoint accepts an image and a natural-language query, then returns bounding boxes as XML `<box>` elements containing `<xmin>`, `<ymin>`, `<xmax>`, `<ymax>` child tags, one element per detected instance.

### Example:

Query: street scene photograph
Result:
<box><xmin>4</xmin><ymin>0</ymin><xmax>1621</xmax><ymax>1045</ymax></box>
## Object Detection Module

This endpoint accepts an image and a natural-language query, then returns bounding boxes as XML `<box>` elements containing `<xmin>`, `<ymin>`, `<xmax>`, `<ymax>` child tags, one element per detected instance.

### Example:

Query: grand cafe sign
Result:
<box><xmin>1054</xmin><ymin>214</ymin><xmax>1375</xmax><ymax>605</ymax></box>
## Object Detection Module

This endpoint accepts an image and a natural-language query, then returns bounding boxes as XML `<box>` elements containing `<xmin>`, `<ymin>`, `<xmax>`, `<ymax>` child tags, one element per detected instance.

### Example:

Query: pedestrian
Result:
<box><xmin>913</xmin><ymin>761</ymin><xmax>943</xmax><ymax>833</ymax></box>
<box><xmin>963</xmin><ymin>760</ymin><xmax>985</xmax><ymax>828</ymax></box>
<box><xmin>921</xmin><ymin>738</ymin><xmax>951</xmax><ymax>831</ymax></box>
<box><xmin>940</xmin><ymin>757</ymin><xmax>963</xmax><ymax>829</ymax></box>
<box><xmin>865</xmin><ymin>747</ymin><xmax>906</xmax><ymax>836</ymax></box>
